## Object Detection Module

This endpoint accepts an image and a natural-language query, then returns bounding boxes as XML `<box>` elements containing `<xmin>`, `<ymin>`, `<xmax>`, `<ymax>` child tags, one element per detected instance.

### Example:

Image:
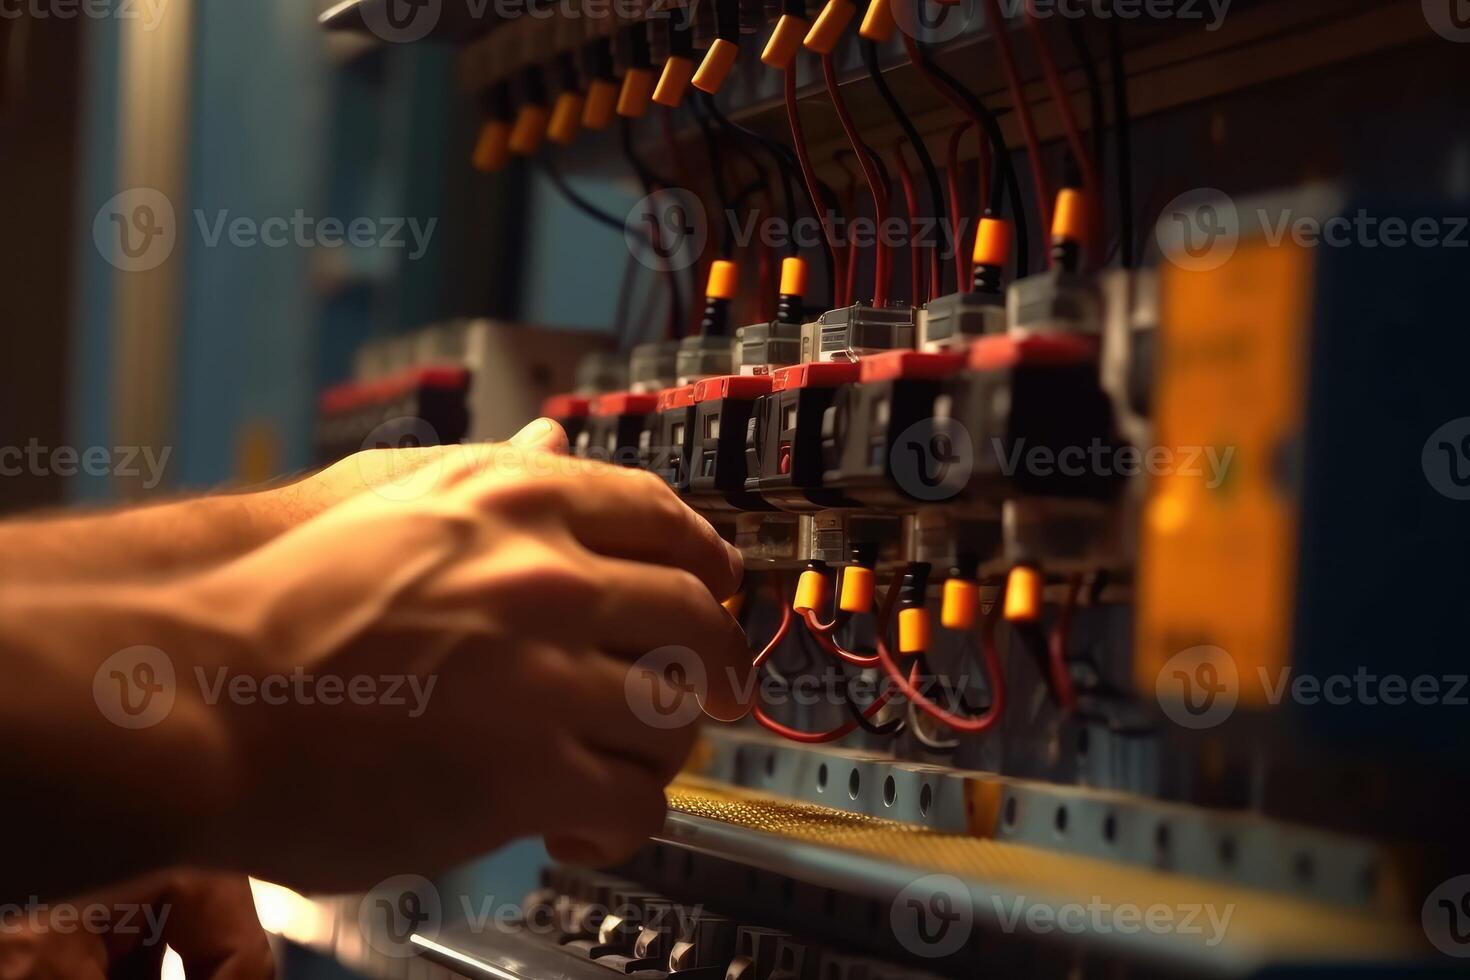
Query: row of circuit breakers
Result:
<box><xmin>314</xmin><ymin>196</ymin><xmax>1153</xmax><ymax>591</ymax></box>
<box><xmin>545</xmin><ymin>223</ymin><xmax>1148</xmax><ymax>585</ymax></box>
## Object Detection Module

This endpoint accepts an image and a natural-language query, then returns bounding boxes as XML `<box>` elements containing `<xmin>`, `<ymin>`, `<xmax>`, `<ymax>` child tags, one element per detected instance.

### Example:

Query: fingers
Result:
<box><xmin>586</xmin><ymin>558</ymin><xmax>756</xmax><ymax>724</ymax></box>
<box><xmin>539</xmin><ymin>740</ymin><xmax>672</xmax><ymax>867</ymax></box>
<box><xmin>156</xmin><ymin>874</ymin><xmax>275</xmax><ymax>980</ymax></box>
<box><xmin>508</xmin><ymin>417</ymin><xmax>569</xmax><ymax>454</ymax></box>
<box><xmin>464</xmin><ymin>467</ymin><xmax>743</xmax><ymax>600</ymax></box>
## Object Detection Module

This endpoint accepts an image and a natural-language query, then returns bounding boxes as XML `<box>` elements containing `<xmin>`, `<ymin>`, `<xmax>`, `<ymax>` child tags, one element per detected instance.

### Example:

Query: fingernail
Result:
<box><xmin>510</xmin><ymin>417</ymin><xmax>554</xmax><ymax>447</ymax></box>
<box><xmin>725</xmin><ymin>542</ymin><xmax>745</xmax><ymax>596</ymax></box>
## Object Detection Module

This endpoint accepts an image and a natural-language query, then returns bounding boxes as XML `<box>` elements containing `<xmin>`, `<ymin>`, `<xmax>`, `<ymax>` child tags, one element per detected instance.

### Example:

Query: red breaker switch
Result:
<box><xmin>579</xmin><ymin>391</ymin><xmax>659</xmax><ymax>466</ymax></box>
<box><xmin>685</xmin><ymin>374</ymin><xmax>774</xmax><ymax>515</ymax></box>
<box><xmin>541</xmin><ymin>393</ymin><xmax>592</xmax><ymax>449</ymax></box>
<box><xmin>649</xmin><ymin>384</ymin><xmax>696</xmax><ymax>491</ymax></box>
<box><xmin>821</xmin><ymin>349</ymin><xmax>969</xmax><ymax>510</ymax></box>
<box><xmin>941</xmin><ymin>332</ymin><xmax>1122</xmax><ymax>505</ymax></box>
<box><xmin>746</xmin><ymin>360</ymin><xmax>861</xmax><ymax>512</ymax></box>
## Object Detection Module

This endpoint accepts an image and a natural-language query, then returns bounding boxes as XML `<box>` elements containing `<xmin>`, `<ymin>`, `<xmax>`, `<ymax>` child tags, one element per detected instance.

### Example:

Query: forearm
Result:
<box><xmin>0</xmin><ymin>581</ymin><xmax>242</xmax><ymax>901</ymax></box>
<box><xmin>0</xmin><ymin>488</ymin><xmax>297</xmax><ymax>584</ymax></box>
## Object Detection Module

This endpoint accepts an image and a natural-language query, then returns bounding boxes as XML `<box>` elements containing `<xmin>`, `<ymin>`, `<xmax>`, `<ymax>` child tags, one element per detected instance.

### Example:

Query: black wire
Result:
<box><xmin>540</xmin><ymin>157</ymin><xmax>637</xmax><ymax>236</ymax></box>
<box><xmin>912</xmin><ymin>45</ymin><xmax>1030</xmax><ymax>279</ymax></box>
<box><xmin>691</xmin><ymin>98</ymin><xmax>737</xmax><ymax>258</ymax></box>
<box><xmin>861</xmin><ymin>40</ymin><xmax>949</xmax><ymax>293</ymax></box>
<box><xmin>1066</xmin><ymin>20</ymin><xmax>1108</xmax><ymax>193</ymax></box>
<box><xmin>540</xmin><ymin>155</ymin><xmax>676</xmax><ymax>346</ymax></box>
<box><xmin>620</xmin><ymin>119</ymin><xmax>687</xmax><ymax>338</ymax></box>
<box><xmin>841</xmin><ymin>665</ymin><xmax>905</xmax><ymax>737</ymax></box>
<box><xmin>620</xmin><ymin>116</ymin><xmax>675</xmax><ymax>189</ymax></box>
<box><xmin>1106</xmin><ymin>12</ymin><xmax>1135</xmax><ymax>268</ymax></box>
<box><xmin>612</xmin><ymin>250</ymin><xmax>641</xmax><ymax>343</ymax></box>
<box><xmin>914</xmin><ymin>651</ymin><xmax>986</xmax><ymax>715</ymax></box>
<box><xmin>700</xmin><ymin>94</ymin><xmax>802</xmax><ymax>248</ymax></box>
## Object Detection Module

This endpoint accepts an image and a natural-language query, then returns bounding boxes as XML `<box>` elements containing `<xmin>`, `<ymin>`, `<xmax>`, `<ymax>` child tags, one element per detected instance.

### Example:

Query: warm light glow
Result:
<box><xmin>250</xmin><ymin>877</ymin><xmax>335</xmax><ymax>947</ymax></box>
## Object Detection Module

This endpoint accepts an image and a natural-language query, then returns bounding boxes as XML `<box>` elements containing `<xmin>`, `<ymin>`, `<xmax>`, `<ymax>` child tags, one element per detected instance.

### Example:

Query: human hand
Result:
<box><xmin>252</xmin><ymin>417</ymin><xmax>570</xmax><ymax>535</ymax></box>
<box><xmin>0</xmin><ymin>871</ymin><xmax>272</xmax><ymax>980</ymax></box>
<box><xmin>176</xmin><ymin>426</ymin><xmax>748</xmax><ymax>892</ymax></box>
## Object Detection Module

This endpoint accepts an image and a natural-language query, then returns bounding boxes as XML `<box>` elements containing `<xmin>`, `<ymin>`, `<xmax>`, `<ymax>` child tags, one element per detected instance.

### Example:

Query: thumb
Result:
<box><xmin>510</xmin><ymin>417</ymin><xmax>570</xmax><ymax>454</ymax></box>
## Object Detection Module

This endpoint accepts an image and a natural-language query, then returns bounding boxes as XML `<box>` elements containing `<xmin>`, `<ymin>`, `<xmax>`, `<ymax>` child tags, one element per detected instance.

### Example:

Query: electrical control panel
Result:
<box><xmin>304</xmin><ymin>2</ymin><xmax>1470</xmax><ymax>977</ymax></box>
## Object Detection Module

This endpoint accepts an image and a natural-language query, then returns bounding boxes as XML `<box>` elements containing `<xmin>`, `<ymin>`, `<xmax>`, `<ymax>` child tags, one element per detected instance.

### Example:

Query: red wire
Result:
<box><xmin>785</xmin><ymin>64</ymin><xmax>846</xmax><ymax>307</ymax></box>
<box><xmin>945</xmin><ymin>123</ymin><xmax>972</xmax><ymax>290</ymax></box>
<box><xmin>899</xmin><ymin>34</ymin><xmax>1001</xmax><ymax>280</ymax></box>
<box><xmin>753</xmin><ymin>600</ymin><xmax>795</xmax><ymax>669</ymax></box>
<box><xmin>890</xmin><ymin>140</ymin><xmax>924</xmax><ymax>304</ymax></box>
<box><xmin>982</xmin><ymin>0</ymin><xmax>1053</xmax><ymax>250</ymax></box>
<box><xmin>834</xmin><ymin>151</ymin><xmax>860</xmax><ymax>308</ymax></box>
<box><xmin>873</xmin><ymin>570</ymin><xmax>1008</xmax><ymax>733</ymax></box>
<box><xmin>1022</xmin><ymin>2</ymin><xmax>1102</xmax><ymax>268</ymax></box>
<box><xmin>752</xmin><ymin>575</ymin><xmax>896</xmax><ymax>743</ymax></box>
<box><xmin>1047</xmin><ymin>573</ymin><xmax>1081</xmax><ymax>712</ymax></box>
<box><xmin>787</xmin><ymin>65</ymin><xmax>846</xmax><ymax>308</ymax></box>
<box><xmin>822</xmin><ymin>52</ymin><xmax>890</xmax><ymax>305</ymax></box>
<box><xmin>802</xmin><ymin>610</ymin><xmax>881</xmax><ymax>667</ymax></box>
<box><xmin>752</xmin><ymin>691</ymin><xmax>896</xmax><ymax>744</ymax></box>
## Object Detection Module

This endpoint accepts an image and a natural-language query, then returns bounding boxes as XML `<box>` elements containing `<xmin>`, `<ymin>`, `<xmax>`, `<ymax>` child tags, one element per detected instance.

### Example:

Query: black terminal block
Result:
<box><xmin>945</xmin><ymin>333</ymin><xmax>1124</xmax><ymax>503</ymax></box>
<box><xmin>686</xmin><ymin>375</ymin><xmax>774</xmax><ymax>514</ymax></box>
<box><xmin>578</xmin><ymin>391</ymin><xmax>658</xmax><ymax>467</ymax></box>
<box><xmin>821</xmin><ymin>350</ymin><xmax>968</xmax><ymax>509</ymax></box>
<box><xmin>542</xmin><ymin>393</ymin><xmax>591</xmax><ymax>451</ymax></box>
<box><xmin>921</xmin><ymin>289</ymin><xmax>1006</xmax><ymax>349</ymax></box>
<box><xmin>725</xmin><ymin>926</ymin><xmax>790</xmax><ymax>980</ymax></box>
<box><xmin>316</xmin><ymin>365</ymin><xmax>470</xmax><ymax>465</ymax></box>
<box><xmin>649</xmin><ymin>383</ymin><xmax>696</xmax><ymax>491</ymax></box>
<box><xmin>1008</xmin><ymin>267</ymin><xmax>1101</xmax><ymax>335</ymax></box>
<box><xmin>745</xmin><ymin>360</ymin><xmax>862</xmax><ymax>512</ymax></box>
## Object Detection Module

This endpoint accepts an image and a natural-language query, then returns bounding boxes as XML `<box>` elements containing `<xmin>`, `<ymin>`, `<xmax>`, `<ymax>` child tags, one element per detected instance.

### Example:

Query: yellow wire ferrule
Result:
<box><xmin>838</xmin><ymin>565</ymin><xmax>875</xmax><ymax>613</ymax></box>
<box><xmin>940</xmin><ymin>578</ymin><xmax>980</xmax><ymax>630</ymax></box>
<box><xmin>804</xmin><ymin>0</ymin><xmax>855</xmax><ymax>54</ymax></box>
<box><xmin>898</xmin><ymin>607</ymin><xmax>931</xmax><ymax>655</ymax></box>
<box><xmin>794</xmin><ymin>568</ymin><xmax>830</xmax><ymax>615</ymax></box>
<box><xmin>1003</xmin><ymin>565</ymin><xmax>1044</xmax><ymax>623</ymax></box>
